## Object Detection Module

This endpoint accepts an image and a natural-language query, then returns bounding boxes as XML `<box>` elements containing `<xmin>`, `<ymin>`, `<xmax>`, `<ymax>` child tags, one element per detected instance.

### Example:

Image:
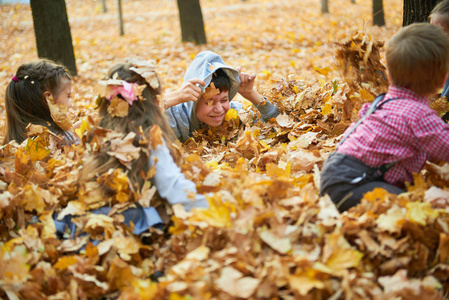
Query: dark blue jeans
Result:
<box><xmin>320</xmin><ymin>152</ymin><xmax>404</xmax><ymax>212</ymax></box>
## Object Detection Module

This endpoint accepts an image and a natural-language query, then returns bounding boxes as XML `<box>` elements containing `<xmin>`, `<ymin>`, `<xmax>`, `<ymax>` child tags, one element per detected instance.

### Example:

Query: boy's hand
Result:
<box><xmin>236</xmin><ymin>66</ymin><xmax>264</xmax><ymax>105</ymax></box>
<box><xmin>165</xmin><ymin>78</ymin><xmax>206</xmax><ymax>108</ymax></box>
<box><xmin>237</xmin><ymin>66</ymin><xmax>256</xmax><ymax>99</ymax></box>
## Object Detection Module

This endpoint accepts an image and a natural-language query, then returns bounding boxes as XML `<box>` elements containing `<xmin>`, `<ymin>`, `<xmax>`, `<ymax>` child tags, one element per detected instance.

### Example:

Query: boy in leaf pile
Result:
<box><xmin>164</xmin><ymin>51</ymin><xmax>279</xmax><ymax>142</ymax></box>
<box><xmin>320</xmin><ymin>23</ymin><xmax>449</xmax><ymax>212</ymax></box>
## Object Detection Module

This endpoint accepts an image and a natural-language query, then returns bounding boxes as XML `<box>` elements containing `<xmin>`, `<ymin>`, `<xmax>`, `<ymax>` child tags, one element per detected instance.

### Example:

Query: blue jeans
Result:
<box><xmin>320</xmin><ymin>152</ymin><xmax>404</xmax><ymax>212</ymax></box>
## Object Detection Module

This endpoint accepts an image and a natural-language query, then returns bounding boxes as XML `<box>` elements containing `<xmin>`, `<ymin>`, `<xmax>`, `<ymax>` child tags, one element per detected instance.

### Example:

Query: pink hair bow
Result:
<box><xmin>106</xmin><ymin>82</ymin><xmax>138</xmax><ymax>105</ymax></box>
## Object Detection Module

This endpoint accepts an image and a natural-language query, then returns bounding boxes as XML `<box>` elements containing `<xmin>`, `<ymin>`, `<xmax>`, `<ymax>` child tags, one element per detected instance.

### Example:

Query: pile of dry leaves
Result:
<box><xmin>2</xmin><ymin>30</ymin><xmax>449</xmax><ymax>300</ymax></box>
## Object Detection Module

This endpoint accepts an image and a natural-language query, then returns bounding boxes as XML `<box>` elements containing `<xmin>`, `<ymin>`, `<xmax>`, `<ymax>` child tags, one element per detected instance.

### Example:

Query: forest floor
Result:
<box><xmin>7</xmin><ymin>1</ymin><xmax>449</xmax><ymax>300</ymax></box>
<box><xmin>0</xmin><ymin>0</ymin><xmax>402</xmax><ymax>134</ymax></box>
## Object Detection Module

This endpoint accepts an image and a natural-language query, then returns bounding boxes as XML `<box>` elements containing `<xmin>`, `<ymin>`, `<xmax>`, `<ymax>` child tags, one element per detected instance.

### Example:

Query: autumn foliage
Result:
<box><xmin>2</xmin><ymin>0</ymin><xmax>449</xmax><ymax>299</ymax></box>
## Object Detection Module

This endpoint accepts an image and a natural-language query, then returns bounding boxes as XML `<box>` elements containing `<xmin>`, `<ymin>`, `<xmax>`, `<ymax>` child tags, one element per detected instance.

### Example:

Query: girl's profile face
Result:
<box><xmin>431</xmin><ymin>14</ymin><xmax>449</xmax><ymax>37</ymax></box>
<box><xmin>195</xmin><ymin>90</ymin><xmax>230</xmax><ymax>127</ymax></box>
<box><xmin>53</xmin><ymin>77</ymin><xmax>73</xmax><ymax>108</ymax></box>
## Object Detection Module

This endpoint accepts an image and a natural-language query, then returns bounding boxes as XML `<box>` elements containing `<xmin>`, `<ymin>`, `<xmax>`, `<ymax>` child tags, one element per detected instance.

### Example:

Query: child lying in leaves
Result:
<box><xmin>54</xmin><ymin>59</ymin><xmax>208</xmax><ymax>241</ymax></box>
<box><xmin>4</xmin><ymin>59</ymin><xmax>79</xmax><ymax>146</ymax></box>
<box><xmin>165</xmin><ymin>51</ymin><xmax>279</xmax><ymax>142</ymax></box>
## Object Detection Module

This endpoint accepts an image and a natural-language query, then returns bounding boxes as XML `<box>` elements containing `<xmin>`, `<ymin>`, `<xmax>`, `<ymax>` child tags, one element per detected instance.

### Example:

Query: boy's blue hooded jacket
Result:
<box><xmin>166</xmin><ymin>51</ymin><xmax>278</xmax><ymax>142</ymax></box>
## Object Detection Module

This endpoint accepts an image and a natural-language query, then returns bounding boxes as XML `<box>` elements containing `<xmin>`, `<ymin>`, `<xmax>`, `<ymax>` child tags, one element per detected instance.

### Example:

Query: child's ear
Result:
<box><xmin>43</xmin><ymin>91</ymin><xmax>52</xmax><ymax>98</ymax></box>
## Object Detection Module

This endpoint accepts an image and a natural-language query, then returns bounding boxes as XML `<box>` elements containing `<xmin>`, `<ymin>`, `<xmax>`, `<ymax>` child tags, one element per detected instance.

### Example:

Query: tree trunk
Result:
<box><xmin>117</xmin><ymin>0</ymin><xmax>124</xmax><ymax>36</ymax></box>
<box><xmin>30</xmin><ymin>0</ymin><xmax>77</xmax><ymax>76</ymax></box>
<box><xmin>403</xmin><ymin>0</ymin><xmax>440</xmax><ymax>26</ymax></box>
<box><xmin>101</xmin><ymin>0</ymin><xmax>107</xmax><ymax>13</ymax></box>
<box><xmin>177</xmin><ymin>0</ymin><xmax>207</xmax><ymax>44</ymax></box>
<box><xmin>373</xmin><ymin>0</ymin><xmax>385</xmax><ymax>26</ymax></box>
<box><xmin>321</xmin><ymin>0</ymin><xmax>329</xmax><ymax>13</ymax></box>
<box><xmin>351</xmin><ymin>0</ymin><xmax>356</xmax><ymax>3</ymax></box>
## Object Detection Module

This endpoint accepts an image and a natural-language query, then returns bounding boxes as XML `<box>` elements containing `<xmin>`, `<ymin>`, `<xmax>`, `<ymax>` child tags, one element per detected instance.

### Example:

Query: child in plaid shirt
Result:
<box><xmin>320</xmin><ymin>23</ymin><xmax>449</xmax><ymax>212</ymax></box>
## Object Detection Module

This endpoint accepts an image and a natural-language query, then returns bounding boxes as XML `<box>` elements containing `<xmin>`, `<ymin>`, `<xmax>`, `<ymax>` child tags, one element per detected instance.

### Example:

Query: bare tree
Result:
<box><xmin>101</xmin><ymin>0</ymin><xmax>107</xmax><ymax>13</ymax></box>
<box><xmin>177</xmin><ymin>0</ymin><xmax>207</xmax><ymax>44</ymax></box>
<box><xmin>30</xmin><ymin>0</ymin><xmax>77</xmax><ymax>75</ymax></box>
<box><xmin>321</xmin><ymin>0</ymin><xmax>329</xmax><ymax>13</ymax></box>
<box><xmin>117</xmin><ymin>0</ymin><xmax>124</xmax><ymax>36</ymax></box>
<box><xmin>373</xmin><ymin>0</ymin><xmax>385</xmax><ymax>26</ymax></box>
<box><xmin>403</xmin><ymin>0</ymin><xmax>440</xmax><ymax>26</ymax></box>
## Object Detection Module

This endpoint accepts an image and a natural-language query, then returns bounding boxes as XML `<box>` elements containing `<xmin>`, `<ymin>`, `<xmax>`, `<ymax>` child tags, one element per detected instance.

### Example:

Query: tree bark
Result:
<box><xmin>177</xmin><ymin>0</ymin><xmax>207</xmax><ymax>44</ymax></box>
<box><xmin>30</xmin><ymin>0</ymin><xmax>77</xmax><ymax>76</ymax></box>
<box><xmin>101</xmin><ymin>0</ymin><xmax>107</xmax><ymax>13</ymax></box>
<box><xmin>402</xmin><ymin>0</ymin><xmax>441</xmax><ymax>26</ymax></box>
<box><xmin>373</xmin><ymin>0</ymin><xmax>385</xmax><ymax>26</ymax></box>
<box><xmin>321</xmin><ymin>0</ymin><xmax>329</xmax><ymax>13</ymax></box>
<box><xmin>117</xmin><ymin>0</ymin><xmax>124</xmax><ymax>36</ymax></box>
<box><xmin>351</xmin><ymin>0</ymin><xmax>356</xmax><ymax>3</ymax></box>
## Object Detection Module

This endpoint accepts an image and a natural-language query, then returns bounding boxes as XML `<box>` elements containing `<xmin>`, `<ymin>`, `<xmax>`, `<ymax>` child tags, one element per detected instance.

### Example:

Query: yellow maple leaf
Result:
<box><xmin>266</xmin><ymin>161</ymin><xmax>291</xmax><ymax>178</ymax></box>
<box><xmin>359</xmin><ymin>88</ymin><xmax>375</xmax><ymax>101</ymax></box>
<box><xmin>206</xmin><ymin>160</ymin><xmax>219</xmax><ymax>169</ymax></box>
<box><xmin>54</xmin><ymin>256</ymin><xmax>78</xmax><ymax>270</ymax></box>
<box><xmin>203</xmin><ymin>82</ymin><xmax>220</xmax><ymax>100</ymax></box>
<box><xmin>40</xmin><ymin>211</ymin><xmax>57</xmax><ymax>239</ymax></box>
<box><xmin>0</xmin><ymin>245</ymin><xmax>30</xmax><ymax>282</ymax></box>
<box><xmin>46</xmin><ymin>95</ymin><xmax>72</xmax><ymax>130</ymax></box>
<box><xmin>85</xmin><ymin>214</ymin><xmax>116</xmax><ymax>238</ymax></box>
<box><xmin>189</xmin><ymin>197</ymin><xmax>233</xmax><ymax>228</ymax></box>
<box><xmin>363</xmin><ymin>187</ymin><xmax>388</xmax><ymax>203</ymax></box>
<box><xmin>110</xmin><ymin>170</ymin><xmax>130</xmax><ymax>201</ymax></box>
<box><xmin>262</xmin><ymin>70</ymin><xmax>271</xmax><ymax>77</ymax></box>
<box><xmin>323</xmin><ymin>231</ymin><xmax>363</xmax><ymax>273</ymax></box>
<box><xmin>313</xmin><ymin>66</ymin><xmax>331</xmax><ymax>76</ymax></box>
<box><xmin>259</xmin><ymin>229</ymin><xmax>292</xmax><ymax>254</ymax></box>
<box><xmin>326</xmin><ymin>246</ymin><xmax>363</xmax><ymax>272</ymax></box>
<box><xmin>321</xmin><ymin>103</ymin><xmax>333</xmax><ymax>116</ymax></box>
<box><xmin>407</xmin><ymin>173</ymin><xmax>428</xmax><ymax>192</ymax></box>
<box><xmin>23</xmin><ymin>184</ymin><xmax>47</xmax><ymax>213</ymax></box>
<box><xmin>406</xmin><ymin>202</ymin><xmax>439</xmax><ymax>226</ymax></box>
<box><xmin>75</xmin><ymin>117</ymin><xmax>91</xmax><ymax>139</ymax></box>
<box><xmin>288</xmin><ymin>267</ymin><xmax>327</xmax><ymax>296</ymax></box>
<box><xmin>376</xmin><ymin>205</ymin><xmax>405</xmax><ymax>233</ymax></box>
<box><xmin>224</xmin><ymin>108</ymin><xmax>238</xmax><ymax>122</ymax></box>
<box><xmin>25</xmin><ymin>137</ymin><xmax>50</xmax><ymax>161</ymax></box>
<box><xmin>15</xmin><ymin>147</ymin><xmax>32</xmax><ymax>175</ymax></box>
<box><xmin>121</xmin><ymin>278</ymin><xmax>159</xmax><ymax>299</ymax></box>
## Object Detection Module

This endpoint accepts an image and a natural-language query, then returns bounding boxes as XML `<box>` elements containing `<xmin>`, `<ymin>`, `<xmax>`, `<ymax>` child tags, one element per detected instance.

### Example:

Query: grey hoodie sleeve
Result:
<box><xmin>230</xmin><ymin>98</ymin><xmax>279</xmax><ymax>122</ymax></box>
<box><xmin>149</xmin><ymin>140</ymin><xmax>209</xmax><ymax>211</ymax></box>
<box><xmin>166</xmin><ymin>104</ymin><xmax>191</xmax><ymax>142</ymax></box>
<box><xmin>256</xmin><ymin>97</ymin><xmax>279</xmax><ymax>121</ymax></box>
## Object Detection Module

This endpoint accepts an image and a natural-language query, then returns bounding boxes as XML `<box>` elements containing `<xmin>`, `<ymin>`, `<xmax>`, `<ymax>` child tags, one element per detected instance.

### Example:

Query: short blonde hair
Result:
<box><xmin>386</xmin><ymin>23</ymin><xmax>449</xmax><ymax>96</ymax></box>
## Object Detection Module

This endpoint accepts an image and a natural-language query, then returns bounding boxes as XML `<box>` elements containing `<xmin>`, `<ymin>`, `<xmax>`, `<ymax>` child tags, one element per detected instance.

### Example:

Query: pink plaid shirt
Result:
<box><xmin>337</xmin><ymin>85</ymin><xmax>449</xmax><ymax>187</ymax></box>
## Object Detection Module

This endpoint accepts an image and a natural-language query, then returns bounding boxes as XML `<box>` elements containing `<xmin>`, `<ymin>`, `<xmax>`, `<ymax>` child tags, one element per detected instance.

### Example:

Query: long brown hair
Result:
<box><xmin>3</xmin><ymin>59</ymin><xmax>72</xmax><ymax>144</ymax></box>
<box><xmin>80</xmin><ymin>62</ymin><xmax>176</xmax><ymax>192</ymax></box>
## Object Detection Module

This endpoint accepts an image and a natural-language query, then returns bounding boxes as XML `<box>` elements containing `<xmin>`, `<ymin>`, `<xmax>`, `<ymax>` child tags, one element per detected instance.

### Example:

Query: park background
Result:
<box><xmin>4</xmin><ymin>1</ymin><xmax>449</xmax><ymax>300</ymax></box>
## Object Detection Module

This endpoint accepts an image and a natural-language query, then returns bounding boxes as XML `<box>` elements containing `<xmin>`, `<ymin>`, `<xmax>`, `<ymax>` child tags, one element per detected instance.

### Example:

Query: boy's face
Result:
<box><xmin>431</xmin><ymin>14</ymin><xmax>449</xmax><ymax>37</ymax></box>
<box><xmin>195</xmin><ymin>90</ymin><xmax>230</xmax><ymax>127</ymax></box>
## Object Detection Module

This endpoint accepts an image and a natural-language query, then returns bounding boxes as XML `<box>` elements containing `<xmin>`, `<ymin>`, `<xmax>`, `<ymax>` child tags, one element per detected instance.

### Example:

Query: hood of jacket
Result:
<box><xmin>182</xmin><ymin>51</ymin><xmax>241</xmax><ymax>136</ymax></box>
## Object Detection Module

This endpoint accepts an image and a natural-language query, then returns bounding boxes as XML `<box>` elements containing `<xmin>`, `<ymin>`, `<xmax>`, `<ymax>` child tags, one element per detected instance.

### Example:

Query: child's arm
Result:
<box><xmin>414</xmin><ymin>109</ymin><xmax>449</xmax><ymax>162</ymax></box>
<box><xmin>149</xmin><ymin>140</ymin><xmax>209</xmax><ymax>211</ymax></box>
<box><xmin>164</xmin><ymin>79</ymin><xmax>206</xmax><ymax>108</ymax></box>
<box><xmin>236</xmin><ymin>67</ymin><xmax>279</xmax><ymax>121</ymax></box>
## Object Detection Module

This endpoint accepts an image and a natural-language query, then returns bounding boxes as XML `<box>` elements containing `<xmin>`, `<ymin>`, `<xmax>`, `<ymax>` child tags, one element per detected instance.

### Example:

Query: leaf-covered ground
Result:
<box><xmin>4</xmin><ymin>0</ymin><xmax>449</xmax><ymax>299</ymax></box>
